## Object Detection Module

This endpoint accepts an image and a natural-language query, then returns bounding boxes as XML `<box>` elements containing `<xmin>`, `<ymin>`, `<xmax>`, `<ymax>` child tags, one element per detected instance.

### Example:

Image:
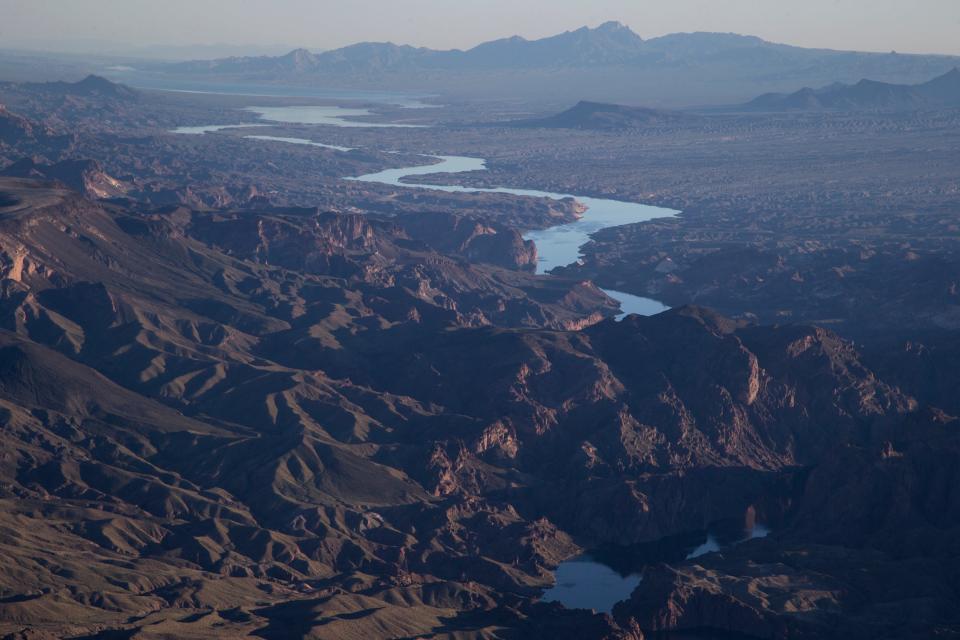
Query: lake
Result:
<box><xmin>542</xmin><ymin>523</ymin><xmax>772</xmax><ymax>613</ymax></box>
<box><xmin>540</xmin><ymin>555</ymin><xmax>642</xmax><ymax>614</ymax></box>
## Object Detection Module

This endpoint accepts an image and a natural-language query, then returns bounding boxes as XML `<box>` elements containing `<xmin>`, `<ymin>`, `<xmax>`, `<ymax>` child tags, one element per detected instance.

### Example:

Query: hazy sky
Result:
<box><xmin>2</xmin><ymin>0</ymin><xmax>959</xmax><ymax>58</ymax></box>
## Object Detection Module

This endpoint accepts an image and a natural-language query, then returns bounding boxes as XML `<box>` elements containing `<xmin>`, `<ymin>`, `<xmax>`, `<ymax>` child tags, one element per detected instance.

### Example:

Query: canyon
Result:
<box><xmin>0</xmin><ymin>65</ymin><xmax>958</xmax><ymax>639</ymax></box>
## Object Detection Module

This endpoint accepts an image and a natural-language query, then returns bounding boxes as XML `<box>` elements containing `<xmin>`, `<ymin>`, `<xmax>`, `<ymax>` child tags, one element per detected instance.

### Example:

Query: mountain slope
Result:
<box><xmin>149</xmin><ymin>24</ymin><xmax>960</xmax><ymax>106</ymax></box>
<box><xmin>20</xmin><ymin>74</ymin><xmax>139</xmax><ymax>101</ymax></box>
<box><xmin>171</xmin><ymin>21</ymin><xmax>650</xmax><ymax>74</ymax></box>
<box><xmin>513</xmin><ymin>101</ymin><xmax>701</xmax><ymax>129</ymax></box>
<box><xmin>745</xmin><ymin>67</ymin><xmax>960</xmax><ymax>111</ymax></box>
<box><xmin>453</xmin><ymin>20</ymin><xmax>649</xmax><ymax>69</ymax></box>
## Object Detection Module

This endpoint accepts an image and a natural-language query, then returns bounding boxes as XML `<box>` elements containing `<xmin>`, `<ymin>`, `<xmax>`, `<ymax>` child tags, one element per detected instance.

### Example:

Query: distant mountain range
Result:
<box><xmin>143</xmin><ymin>22</ymin><xmax>960</xmax><ymax>106</ymax></box>
<box><xmin>744</xmin><ymin>67</ymin><xmax>960</xmax><ymax>111</ymax></box>
<box><xmin>170</xmin><ymin>22</ymin><xmax>658</xmax><ymax>74</ymax></box>
<box><xmin>509</xmin><ymin>68</ymin><xmax>960</xmax><ymax>129</ymax></box>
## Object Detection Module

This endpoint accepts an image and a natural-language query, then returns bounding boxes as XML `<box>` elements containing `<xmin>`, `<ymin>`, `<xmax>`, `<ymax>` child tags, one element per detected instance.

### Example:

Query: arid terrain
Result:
<box><xmin>0</xmin><ymin>52</ymin><xmax>959</xmax><ymax>640</ymax></box>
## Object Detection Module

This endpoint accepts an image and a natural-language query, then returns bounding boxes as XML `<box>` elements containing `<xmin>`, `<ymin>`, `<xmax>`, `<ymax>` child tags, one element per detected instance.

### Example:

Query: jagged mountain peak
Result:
<box><xmin>563</xmin><ymin>20</ymin><xmax>644</xmax><ymax>43</ymax></box>
<box><xmin>596</xmin><ymin>20</ymin><xmax>630</xmax><ymax>30</ymax></box>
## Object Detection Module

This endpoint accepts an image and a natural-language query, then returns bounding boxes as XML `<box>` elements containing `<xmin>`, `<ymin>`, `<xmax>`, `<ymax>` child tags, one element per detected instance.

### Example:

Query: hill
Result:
<box><xmin>745</xmin><ymin>67</ymin><xmax>960</xmax><ymax>111</ymax></box>
<box><xmin>23</xmin><ymin>74</ymin><xmax>140</xmax><ymax>100</ymax></box>
<box><xmin>513</xmin><ymin>100</ymin><xmax>700</xmax><ymax>129</ymax></box>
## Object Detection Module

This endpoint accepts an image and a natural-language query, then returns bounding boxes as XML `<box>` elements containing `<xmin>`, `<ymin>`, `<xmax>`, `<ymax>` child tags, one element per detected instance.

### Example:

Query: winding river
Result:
<box><xmin>172</xmin><ymin>105</ymin><xmax>677</xmax><ymax>317</ymax></box>
<box><xmin>345</xmin><ymin>154</ymin><xmax>677</xmax><ymax>286</ymax></box>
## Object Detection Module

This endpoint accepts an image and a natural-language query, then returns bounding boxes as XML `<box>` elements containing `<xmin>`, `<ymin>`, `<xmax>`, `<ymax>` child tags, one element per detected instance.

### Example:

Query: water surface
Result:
<box><xmin>171</xmin><ymin>118</ymin><xmax>677</xmax><ymax>317</ymax></box>
<box><xmin>244</xmin><ymin>135</ymin><xmax>355</xmax><ymax>152</ymax></box>
<box><xmin>349</xmin><ymin>155</ymin><xmax>678</xmax><ymax>280</ymax></box>
<box><xmin>171</xmin><ymin>124</ymin><xmax>260</xmax><ymax>135</ymax></box>
<box><xmin>246</xmin><ymin>105</ymin><xmax>427</xmax><ymax>128</ymax></box>
<box><xmin>545</xmin><ymin>523</ymin><xmax>772</xmax><ymax>613</ymax></box>
<box><xmin>687</xmin><ymin>524</ymin><xmax>771</xmax><ymax>560</ymax></box>
<box><xmin>602</xmin><ymin>289</ymin><xmax>670</xmax><ymax>319</ymax></box>
<box><xmin>540</xmin><ymin>556</ymin><xmax>641</xmax><ymax>614</ymax></box>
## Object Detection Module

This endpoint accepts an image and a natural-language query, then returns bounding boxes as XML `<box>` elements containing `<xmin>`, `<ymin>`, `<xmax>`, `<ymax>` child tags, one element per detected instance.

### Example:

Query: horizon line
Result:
<box><xmin>3</xmin><ymin>21</ymin><xmax>960</xmax><ymax>62</ymax></box>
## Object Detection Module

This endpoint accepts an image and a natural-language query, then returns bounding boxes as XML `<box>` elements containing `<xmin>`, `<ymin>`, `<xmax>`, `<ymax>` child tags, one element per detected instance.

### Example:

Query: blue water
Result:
<box><xmin>686</xmin><ymin>524</ymin><xmax>771</xmax><ymax>560</ymax></box>
<box><xmin>171</xmin><ymin>124</ymin><xmax>261</xmax><ymax>135</ymax></box>
<box><xmin>170</xmin><ymin>116</ymin><xmax>678</xmax><ymax>317</ymax></box>
<box><xmin>545</xmin><ymin>523</ymin><xmax>772</xmax><ymax>613</ymax></box>
<box><xmin>243</xmin><ymin>135</ymin><xmax>355</xmax><ymax>152</ymax></box>
<box><xmin>347</xmin><ymin>155</ymin><xmax>678</xmax><ymax>282</ymax></box>
<box><xmin>245</xmin><ymin>105</ymin><xmax>427</xmax><ymax>128</ymax></box>
<box><xmin>603</xmin><ymin>289</ymin><xmax>670</xmax><ymax>319</ymax></box>
<box><xmin>348</xmin><ymin>155</ymin><xmax>677</xmax><ymax>316</ymax></box>
<box><xmin>541</xmin><ymin>555</ymin><xmax>642</xmax><ymax>614</ymax></box>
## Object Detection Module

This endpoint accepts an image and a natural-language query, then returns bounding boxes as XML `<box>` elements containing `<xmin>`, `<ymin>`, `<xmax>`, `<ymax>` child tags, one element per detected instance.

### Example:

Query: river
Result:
<box><xmin>171</xmin><ymin>106</ymin><xmax>676</xmax><ymax>316</ymax></box>
<box><xmin>344</xmin><ymin>154</ymin><xmax>677</xmax><ymax>287</ymax></box>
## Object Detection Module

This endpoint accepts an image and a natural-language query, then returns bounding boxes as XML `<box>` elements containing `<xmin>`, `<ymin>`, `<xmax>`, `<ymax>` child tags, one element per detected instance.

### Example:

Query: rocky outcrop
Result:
<box><xmin>397</xmin><ymin>211</ymin><xmax>538</xmax><ymax>270</ymax></box>
<box><xmin>612</xmin><ymin>411</ymin><xmax>960</xmax><ymax>639</ymax></box>
<box><xmin>0</xmin><ymin>157</ymin><xmax>128</xmax><ymax>199</ymax></box>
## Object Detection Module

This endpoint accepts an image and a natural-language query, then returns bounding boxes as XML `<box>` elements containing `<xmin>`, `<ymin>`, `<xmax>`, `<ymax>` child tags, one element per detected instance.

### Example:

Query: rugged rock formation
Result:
<box><xmin>0</xmin><ymin>176</ymin><xmax>947</xmax><ymax>638</ymax></box>
<box><xmin>2</xmin><ymin>56</ymin><xmax>960</xmax><ymax>639</ymax></box>
<box><xmin>0</xmin><ymin>106</ymin><xmax>69</xmax><ymax>162</ymax></box>
<box><xmin>0</xmin><ymin>158</ymin><xmax>128</xmax><ymax>199</ymax></box>
<box><xmin>614</xmin><ymin>411</ymin><xmax>960</xmax><ymax>639</ymax></box>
